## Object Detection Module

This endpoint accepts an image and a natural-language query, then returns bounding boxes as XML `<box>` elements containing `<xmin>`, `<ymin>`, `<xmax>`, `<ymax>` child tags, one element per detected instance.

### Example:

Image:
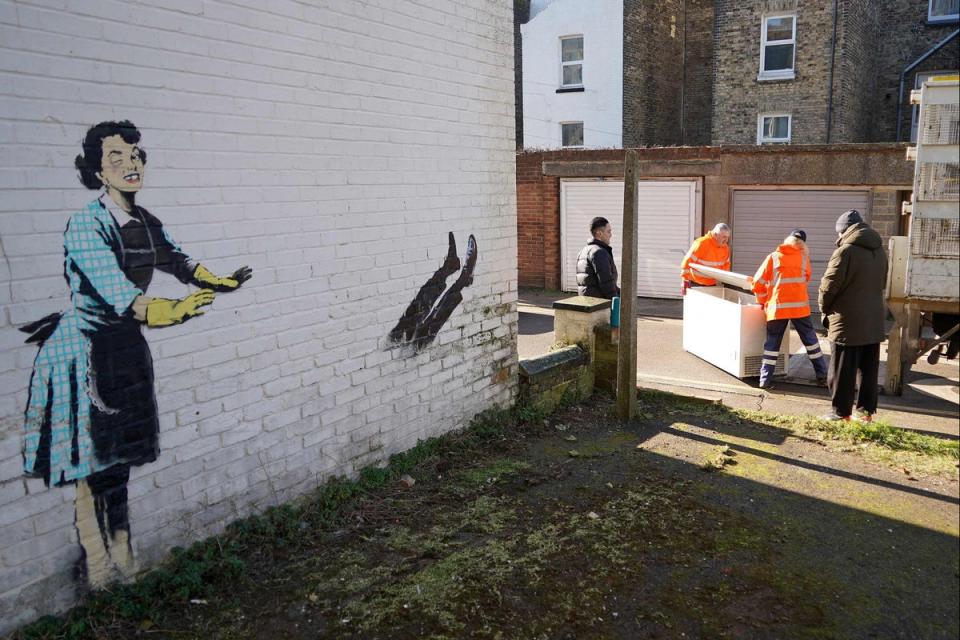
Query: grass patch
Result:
<box><xmin>457</xmin><ymin>459</ymin><xmax>532</xmax><ymax>486</ymax></box>
<box><xmin>638</xmin><ymin>388</ymin><xmax>959</xmax><ymax>477</ymax></box>
<box><xmin>764</xmin><ymin>412</ymin><xmax>959</xmax><ymax>458</ymax></box>
<box><xmin>11</xmin><ymin>401</ymin><xmax>555</xmax><ymax>640</ymax></box>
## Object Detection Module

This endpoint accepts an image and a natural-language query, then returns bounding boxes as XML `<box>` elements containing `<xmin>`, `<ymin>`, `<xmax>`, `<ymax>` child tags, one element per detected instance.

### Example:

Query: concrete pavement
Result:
<box><xmin>518</xmin><ymin>289</ymin><xmax>960</xmax><ymax>437</ymax></box>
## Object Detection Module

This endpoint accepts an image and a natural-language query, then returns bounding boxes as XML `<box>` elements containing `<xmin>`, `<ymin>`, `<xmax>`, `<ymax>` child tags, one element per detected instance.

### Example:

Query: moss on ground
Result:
<box><xmin>13</xmin><ymin>391</ymin><xmax>959</xmax><ymax>640</ymax></box>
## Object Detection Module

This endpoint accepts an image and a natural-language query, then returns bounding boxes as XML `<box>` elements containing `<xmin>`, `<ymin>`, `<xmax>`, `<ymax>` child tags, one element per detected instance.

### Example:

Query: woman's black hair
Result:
<box><xmin>74</xmin><ymin>120</ymin><xmax>146</xmax><ymax>190</ymax></box>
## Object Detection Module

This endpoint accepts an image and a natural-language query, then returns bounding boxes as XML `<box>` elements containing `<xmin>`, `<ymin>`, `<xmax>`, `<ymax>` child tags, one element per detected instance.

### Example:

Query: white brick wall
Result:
<box><xmin>0</xmin><ymin>0</ymin><xmax>518</xmax><ymax>631</ymax></box>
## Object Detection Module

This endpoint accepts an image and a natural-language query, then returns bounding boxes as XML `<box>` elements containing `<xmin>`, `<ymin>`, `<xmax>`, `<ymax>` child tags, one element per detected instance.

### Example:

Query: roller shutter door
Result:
<box><xmin>561</xmin><ymin>180</ymin><xmax>696</xmax><ymax>298</ymax></box>
<box><xmin>731</xmin><ymin>190</ymin><xmax>871</xmax><ymax>313</ymax></box>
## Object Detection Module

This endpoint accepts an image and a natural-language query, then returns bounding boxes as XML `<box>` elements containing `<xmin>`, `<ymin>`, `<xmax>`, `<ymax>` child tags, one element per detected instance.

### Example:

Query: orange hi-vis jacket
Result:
<box><xmin>681</xmin><ymin>233</ymin><xmax>731</xmax><ymax>285</ymax></box>
<box><xmin>752</xmin><ymin>243</ymin><xmax>811</xmax><ymax>321</ymax></box>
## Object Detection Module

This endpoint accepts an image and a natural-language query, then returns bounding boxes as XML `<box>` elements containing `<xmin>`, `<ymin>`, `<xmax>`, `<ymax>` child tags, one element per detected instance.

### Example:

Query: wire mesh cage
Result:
<box><xmin>910</xmin><ymin>217</ymin><xmax>960</xmax><ymax>257</ymax></box>
<box><xmin>918</xmin><ymin>162</ymin><xmax>960</xmax><ymax>201</ymax></box>
<box><xmin>920</xmin><ymin>103</ymin><xmax>960</xmax><ymax>146</ymax></box>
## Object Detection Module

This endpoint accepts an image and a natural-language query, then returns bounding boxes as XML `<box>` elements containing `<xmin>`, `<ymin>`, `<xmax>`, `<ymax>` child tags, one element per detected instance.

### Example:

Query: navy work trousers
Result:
<box><xmin>761</xmin><ymin>316</ymin><xmax>827</xmax><ymax>385</ymax></box>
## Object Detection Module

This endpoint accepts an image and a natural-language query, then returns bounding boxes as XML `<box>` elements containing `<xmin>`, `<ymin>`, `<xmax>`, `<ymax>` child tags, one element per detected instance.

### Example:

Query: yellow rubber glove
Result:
<box><xmin>145</xmin><ymin>289</ymin><xmax>215</xmax><ymax>327</ymax></box>
<box><xmin>192</xmin><ymin>264</ymin><xmax>253</xmax><ymax>292</ymax></box>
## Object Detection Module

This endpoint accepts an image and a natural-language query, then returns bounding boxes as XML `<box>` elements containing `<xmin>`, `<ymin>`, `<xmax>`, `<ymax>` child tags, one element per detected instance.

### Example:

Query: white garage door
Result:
<box><xmin>561</xmin><ymin>180</ymin><xmax>697</xmax><ymax>298</ymax></box>
<box><xmin>731</xmin><ymin>190</ymin><xmax>871</xmax><ymax>314</ymax></box>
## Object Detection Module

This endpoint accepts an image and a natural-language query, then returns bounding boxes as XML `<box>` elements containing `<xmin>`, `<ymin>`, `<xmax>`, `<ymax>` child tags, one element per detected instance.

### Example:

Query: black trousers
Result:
<box><xmin>828</xmin><ymin>342</ymin><xmax>880</xmax><ymax>416</ymax></box>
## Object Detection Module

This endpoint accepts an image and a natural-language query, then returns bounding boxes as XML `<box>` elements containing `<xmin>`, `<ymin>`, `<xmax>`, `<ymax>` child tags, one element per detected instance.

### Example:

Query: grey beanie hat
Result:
<box><xmin>835</xmin><ymin>209</ymin><xmax>863</xmax><ymax>234</ymax></box>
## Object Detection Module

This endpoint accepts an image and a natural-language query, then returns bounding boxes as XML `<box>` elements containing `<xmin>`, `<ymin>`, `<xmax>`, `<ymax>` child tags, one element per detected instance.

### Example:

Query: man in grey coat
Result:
<box><xmin>818</xmin><ymin>210</ymin><xmax>888</xmax><ymax>422</ymax></box>
<box><xmin>576</xmin><ymin>216</ymin><xmax>620</xmax><ymax>299</ymax></box>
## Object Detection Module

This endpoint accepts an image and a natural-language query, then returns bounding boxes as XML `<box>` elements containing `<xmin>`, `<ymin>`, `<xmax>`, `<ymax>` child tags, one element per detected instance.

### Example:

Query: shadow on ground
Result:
<box><xmin>107</xmin><ymin>393</ymin><xmax>960</xmax><ymax>640</ymax></box>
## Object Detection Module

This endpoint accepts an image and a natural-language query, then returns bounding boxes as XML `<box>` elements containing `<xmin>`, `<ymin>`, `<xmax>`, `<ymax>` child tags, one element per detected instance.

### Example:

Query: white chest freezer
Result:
<box><xmin>682</xmin><ymin>265</ymin><xmax>790</xmax><ymax>379</ymax></box>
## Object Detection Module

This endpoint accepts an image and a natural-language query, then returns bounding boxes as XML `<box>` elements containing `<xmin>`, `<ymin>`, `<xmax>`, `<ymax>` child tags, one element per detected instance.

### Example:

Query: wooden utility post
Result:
<box><xmin>616</xmin><ymin>151</ymin><xmax>639</xmax><ymax>419</ymax></box>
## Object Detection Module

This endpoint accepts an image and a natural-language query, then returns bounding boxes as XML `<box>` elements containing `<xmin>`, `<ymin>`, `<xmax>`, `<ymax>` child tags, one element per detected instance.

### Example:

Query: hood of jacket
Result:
<box><xmin>838</xmin><ymin>222</ymin><xmax>882</xmax><ymax>251</ymax></box>
<box><xmin>776</xmin><ymin>242</ymin><xmax>806</xmax><ymax>257</ymax></box>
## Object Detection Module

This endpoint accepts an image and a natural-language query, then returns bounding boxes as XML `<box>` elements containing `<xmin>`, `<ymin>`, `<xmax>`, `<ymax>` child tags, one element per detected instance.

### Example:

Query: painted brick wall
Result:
<box><xmin>0</xmin><ymin>0</ymin><xmax>517</xmax><ymax>631</ymax></box>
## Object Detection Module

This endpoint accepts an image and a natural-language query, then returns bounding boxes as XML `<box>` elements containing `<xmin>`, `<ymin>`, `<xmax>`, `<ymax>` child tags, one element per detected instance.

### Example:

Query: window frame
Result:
<box><xmin>928</xmin><ymin>0</ymin><xmax>960</xmax><ymax>23</ymax></box>
<box><xmin>560</xmin><ymin>121</ymin><xmax>584</xmax><ymax>148</ymax></box>
<box><xmin>756</xmin><ymin>113</ymin><xmax>792</xmax><ymax>144</ymax></box>
<box><xmin>758</xmin><ymin>13</ymin><xmax>797</xmax><ymax>81</ymax></box>
<box><xmin>559</xmin><ymin>35</ymin><xmax>584</xmax><ymax>89</ymax></box>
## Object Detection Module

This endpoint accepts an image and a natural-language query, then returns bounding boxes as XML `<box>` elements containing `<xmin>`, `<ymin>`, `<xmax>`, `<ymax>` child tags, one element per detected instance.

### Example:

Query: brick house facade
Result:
<box><xmin>517</xmin><ymin>0</ymin><xmax>958</xmax><ymax>147</ymax></box>
<box><xmin>623</xmin><ymin>0</ymin><xmax>715</xmax><ymax>146</ymax></box>
<box><xmin>712</xmin><ymin>0</ymin><xmax>959</xmax><ymax>145</ymax></box>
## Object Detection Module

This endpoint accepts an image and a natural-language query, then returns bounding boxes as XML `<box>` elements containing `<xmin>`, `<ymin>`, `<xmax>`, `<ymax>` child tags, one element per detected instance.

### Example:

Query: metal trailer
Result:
<box><xmin>884</xmin><ymin>76</ymin><xmax>960</xmax><ymax>395</ymax></box>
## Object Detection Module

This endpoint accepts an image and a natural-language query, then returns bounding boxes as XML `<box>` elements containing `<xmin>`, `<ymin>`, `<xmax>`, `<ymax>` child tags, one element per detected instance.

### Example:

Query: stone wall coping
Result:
<box><xmin>519</xmin><ymin>345</ymin><xmax>588</xmax><ymax>379</ymax></box>
<box><xmin>553</xmin><ymin>296</ymin><xmax>612</xmax><ymax>312</ymax></box>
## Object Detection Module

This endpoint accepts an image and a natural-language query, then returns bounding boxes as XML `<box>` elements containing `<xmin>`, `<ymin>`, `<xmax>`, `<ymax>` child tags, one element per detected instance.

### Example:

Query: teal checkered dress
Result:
<box><xmin>23</xmin><ymin>198</ymin><xmax>195</xmax><ymax>486</ymax></box>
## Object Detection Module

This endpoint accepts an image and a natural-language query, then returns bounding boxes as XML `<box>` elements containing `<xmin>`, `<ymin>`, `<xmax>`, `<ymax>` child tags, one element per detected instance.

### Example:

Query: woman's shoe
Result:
<box><xmin>441</xmin><ymin>231</ymin><xmax>461</xmax><ymax>277</ymax></box>
<box><xmin>456</xmin><ymin>234</ymin><xmax>478</xmax><ymax>287</ymax></box>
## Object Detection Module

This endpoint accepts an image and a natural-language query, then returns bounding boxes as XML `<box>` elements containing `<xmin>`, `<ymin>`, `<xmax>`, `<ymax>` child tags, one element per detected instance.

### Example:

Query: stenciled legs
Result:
<box><xmin>390</xmin><ymin>233</ymin><xmax>478</xmax><ymax>349</ymax></box>
<box><xmin>75</xmin><ymin>464</ymin><xmax>135</xmax><ymax>588</ymax></box>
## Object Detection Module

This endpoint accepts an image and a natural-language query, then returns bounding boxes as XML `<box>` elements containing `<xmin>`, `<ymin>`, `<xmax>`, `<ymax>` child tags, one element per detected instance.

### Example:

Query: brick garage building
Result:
<box><xmin>0</xmin><ymin>1</ymin><xmax>517</xmax><ymax>631</ymax></box>
<box><xmin>518</xmin><ymin>145</ymin><xmax>913</xmax><ymax>292</ymax></box>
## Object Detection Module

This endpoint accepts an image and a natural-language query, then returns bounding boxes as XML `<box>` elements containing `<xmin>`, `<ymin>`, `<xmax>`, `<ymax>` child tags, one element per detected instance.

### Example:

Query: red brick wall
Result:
<box><xmin>517</xmin><ymin>153</ymin><xmax>546</xmax><ymax>288</ymax></box>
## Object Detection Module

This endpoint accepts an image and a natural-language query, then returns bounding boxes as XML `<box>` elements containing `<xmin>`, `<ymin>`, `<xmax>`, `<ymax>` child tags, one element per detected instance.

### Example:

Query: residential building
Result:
<box><xmin>713</xmin><ymin>0</ymin><xmax>959</xmax><ymax>145</ymax></box>
<box><xmin>520</xmin><ymin>0</ymin><xmax>624</xmax><ymax>149</ymax></box>
<box><xmin>516</xmin><ymin>0</ymin><xmax>959</xmax><ymax>148</ymax></box>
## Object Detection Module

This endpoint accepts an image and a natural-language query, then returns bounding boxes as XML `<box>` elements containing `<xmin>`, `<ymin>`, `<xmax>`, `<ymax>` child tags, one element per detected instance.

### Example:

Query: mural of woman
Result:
<box><xmin>20</xmin><ymin>120</ymin><xmax>252</xmax><ymax>588</ymax></box>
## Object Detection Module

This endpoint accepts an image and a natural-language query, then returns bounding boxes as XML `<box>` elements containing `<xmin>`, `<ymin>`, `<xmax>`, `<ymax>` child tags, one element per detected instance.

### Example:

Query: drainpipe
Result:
<box><xmin>895</xmin><ymin>28</ymin><xmax>959</xmax><ymax>142</ymax></box>
<box><xmin>681</xmin><ymin>0</ymin><xmax>687</xmax><ymax>145</ymax></box>
<box><xmin>825</xmin><ymin>0</ymin><xmax>838</xmax><ymax>143</ymax></box>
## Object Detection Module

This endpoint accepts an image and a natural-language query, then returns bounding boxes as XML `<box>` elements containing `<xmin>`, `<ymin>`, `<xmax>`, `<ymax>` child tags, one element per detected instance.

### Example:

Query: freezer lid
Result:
<box><xmin>690</xmin><ymin>264</ymin><xmax>754</xmax><ymax>289</ymax></box>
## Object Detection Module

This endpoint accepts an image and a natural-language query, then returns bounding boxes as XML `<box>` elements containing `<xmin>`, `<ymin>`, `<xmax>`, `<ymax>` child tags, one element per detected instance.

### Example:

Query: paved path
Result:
<box><xmin>518</xmin><ymin>289</ymin><xmax>960</xmax><ymax>437</ymax></box>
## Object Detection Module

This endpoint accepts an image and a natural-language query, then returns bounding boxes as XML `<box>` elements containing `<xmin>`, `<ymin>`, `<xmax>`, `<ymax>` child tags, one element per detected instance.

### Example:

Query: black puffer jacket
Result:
<box><xmin>818</xmin><ymin>223</ymin><xmax>888</xmax><ymax>346</ymax></box>
<box><xmin>576</xmin><ymin>240</ymin><xmax>620</xmax><ymax>299</ymax></box>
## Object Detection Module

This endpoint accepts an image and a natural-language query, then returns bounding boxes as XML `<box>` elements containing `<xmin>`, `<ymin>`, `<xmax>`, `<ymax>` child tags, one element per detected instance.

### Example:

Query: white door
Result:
<box><xmin>561</xmin><ymin>180</ymin><xmax>697</xmax><ymax>298</ymax></box>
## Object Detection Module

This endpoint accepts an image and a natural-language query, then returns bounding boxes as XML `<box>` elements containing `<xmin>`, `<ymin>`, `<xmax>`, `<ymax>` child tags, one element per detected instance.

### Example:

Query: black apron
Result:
<box><xmin>88</xmin><ymin>211</ymin><xmax>161</xmax><ymax>469</ymax></box>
